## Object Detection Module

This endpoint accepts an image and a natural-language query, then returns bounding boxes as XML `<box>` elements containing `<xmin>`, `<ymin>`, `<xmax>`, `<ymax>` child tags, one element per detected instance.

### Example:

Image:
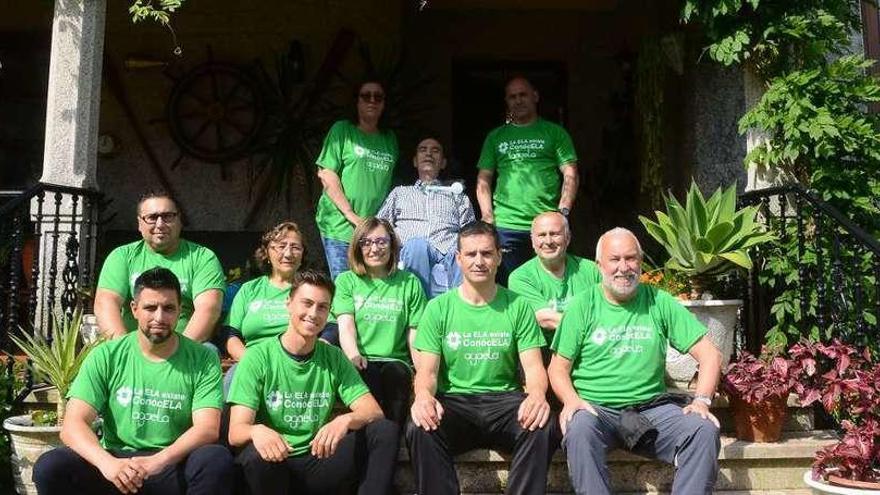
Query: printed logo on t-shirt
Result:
<box><xmin>116</xmin><ymin>386</ymin><xmax>133</xmax><ymax>407</ymax></box>
<box><xmin>354</xmin><ymin>295</ymin><xmax>365</xmax><ymax>310</ymax></box>
<box><xmin>497</xmin><ymin>139</ymin><xmax>547</xmax><ymax>161</ymax></box>
<box><xmin>270</xmin><ymin>391</ymin><xmax>333</xmax><ymax>427</ymax></box>
<box><xmin>119</xmin><ymin>387</ymin><xmax>186</xmax><ymax>426</ymax></box>
<box><xmin>446</xmin><ymin>331</ymin><xmax>462</xmax><ymax>350</ymax></box>
<box><xmin>592</xmin><ymin>325</ymin><xmax>653</xmax><ymax>358</ymax></box>
<box><xmin>353</xmin><ymin>295</ymin><xmax>403</xmax><ymax>323</ymax></box>
<box><xmin>353</xmin><ymin>145</ymin><xmax>395</xmax><ymax>172</ymax></box>
<box><xmin>249</xmin><ymin>300</ymin><xmax>264</xmax><ymax>312</ymax></box>
<box><xmin>267</xmin><ymin>390</ymin><xmax>284</xmax><ymax>411</ymax></box>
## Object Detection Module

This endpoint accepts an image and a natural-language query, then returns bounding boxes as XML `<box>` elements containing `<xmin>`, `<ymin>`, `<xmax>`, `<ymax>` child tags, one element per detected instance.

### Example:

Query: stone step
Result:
<box><xmin>395</xmin><ymin>431</ymin><xmax>838</xmax><ymax>494</ymax></box>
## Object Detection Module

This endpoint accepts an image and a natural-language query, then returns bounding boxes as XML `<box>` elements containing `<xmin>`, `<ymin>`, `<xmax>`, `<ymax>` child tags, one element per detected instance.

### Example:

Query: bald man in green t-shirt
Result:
<box><xmin>407</xmin><ymin>222</ymin><xmax>558</xmax><ymax>495</ymax></box>
<box><xmin>476</xmin><ymin>76</ymin><xmax>580</xmax><ymax>284</ymax></box>
<box><xmin>548</xmin><ymin>228</ymin><xmax>722</xmax><ymax>495</ymax></box>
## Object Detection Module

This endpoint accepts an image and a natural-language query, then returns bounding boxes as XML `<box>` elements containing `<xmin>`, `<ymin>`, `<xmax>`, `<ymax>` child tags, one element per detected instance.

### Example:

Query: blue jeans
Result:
<box><xmin>321</xmin><ymin>237</ymin><xmax>350</xmax><ymax>281</ymax></box>
<box><xmin>400</xmin><ymin>238</ymin><xmax>462</xmax><ymax>298</ymax></box>
<box><xmin>496</xmin><ymin>227</ymin><xmax>532</xmax><ymax>286</ymax></box>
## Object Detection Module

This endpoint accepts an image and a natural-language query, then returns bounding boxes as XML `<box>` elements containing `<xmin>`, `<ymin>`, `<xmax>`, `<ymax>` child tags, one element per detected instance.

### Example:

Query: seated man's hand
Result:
<box><xmin>682</xmin><ymin>400</ymin><xmax>720</xmax><ymax>428</ymax></box>
<box><xmin>99</xmin><ymin>457</ymin><xmax>146</xmax><ymax>494</ymax></box>
<box><xmin>252</xmin><ymin>424</ymin><xmax>291</xmax><ymax>463</ymax></box>
<box><xmin>310</xmin><ymin>415</ymin><xmax>351</xmax><ymax>459</ymax></box>
<box><xmin>517</xmin><ymin>392</ymin><xmax>550</xmax><ymax>431</ymax></box>
<box><xmin>348</xmin><ymin>354</ymin><xmax>368</xmax><ymax>371</ymax></box>
<box><xmin>559</xmin><ymin>398</ymin><xmax>598</xmax><ymax>436</ymax></box>
<box><xmin>411</xmin><ymin>394</ymin><xmax>444</xmax><ymax>431</ymax></box>
<box><xmin>128</xmin><ymin>452</ymin><xmax>169</xmax><ymax>478</ymax></box>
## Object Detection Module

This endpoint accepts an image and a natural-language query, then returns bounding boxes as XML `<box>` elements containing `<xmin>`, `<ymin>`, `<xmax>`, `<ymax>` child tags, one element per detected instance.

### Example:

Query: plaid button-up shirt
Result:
<box><xmin>377</xmin><ymin>180</ymin><xmax>476</xmax><ymax>255</ymax></box>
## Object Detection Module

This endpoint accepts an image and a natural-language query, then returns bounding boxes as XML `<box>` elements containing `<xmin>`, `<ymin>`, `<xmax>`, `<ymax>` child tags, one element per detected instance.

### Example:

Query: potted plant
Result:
<box><xmin>721</xmin><ymin>348</ymin><xmax>799</xmax><ymax>442</ymax></box>
<box><xmin>3</xmin><ymin>308</ymin><xmax>99</xmax><ymax>495</ymax></box>
<box><xmin>789</xmin><ymin>340</ymin><xmax>880</xmax><ymax>493</ymax></box>
<box><xmin>639</xmin><ymin>180</ymin><xmax>775</xmax><ymax>387</ymax></box>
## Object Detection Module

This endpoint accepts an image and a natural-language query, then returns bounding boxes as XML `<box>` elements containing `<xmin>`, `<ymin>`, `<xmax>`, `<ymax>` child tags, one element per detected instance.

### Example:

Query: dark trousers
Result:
<box><xmin>360</xmin><ymin>360</ymin><xmax>412</xmax><ymax>427</ymax></box>
<box><xmin>496</xmin><ymin>227</ymin><xmax>533</xmax><ymax>286</ymax></box>
<box><xmin>235</xmin><ymin>418</ymin><xmax>399</xmax><ymax>495</ymax></box>
<box><xmin>33</xmin><ymin>444</ymin><xmax>233</xmax><ymax>495</ymax></box>
<box><xmin>406</xmin><ymin>391</ymin><xmax>559</xmax><ymax>495</ymax></box>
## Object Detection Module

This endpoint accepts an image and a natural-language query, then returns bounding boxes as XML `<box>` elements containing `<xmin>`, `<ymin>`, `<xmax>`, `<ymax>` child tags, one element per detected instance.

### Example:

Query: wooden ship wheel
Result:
<box><xmin>166</xmin><ymin>61</ymin><xmax>266</xmax><ymax>164</ymax></box>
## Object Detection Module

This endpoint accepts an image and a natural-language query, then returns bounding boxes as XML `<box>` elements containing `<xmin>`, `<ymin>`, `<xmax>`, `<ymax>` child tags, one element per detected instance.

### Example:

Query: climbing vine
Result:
<box><xmin>635</xmin><ymin>37</ymin><xmax>668</xmax><ymax>210</ymax></box>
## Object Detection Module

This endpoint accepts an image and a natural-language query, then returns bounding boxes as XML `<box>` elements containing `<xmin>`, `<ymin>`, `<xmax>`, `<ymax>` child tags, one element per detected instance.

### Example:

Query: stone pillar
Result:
<box><xmin>33</xmin><ymin>0</ymin><xmax>107</xmax><ymax>334</ymax></box>
<box><xmin>40</xmin><ymin>0</ymin><xmax>106</xmax><ymax>189</ymax></box>
<box><xmin>743</xmin><ymin>65</ymin><xmax>778</xmax><ymax>191</ymax></box>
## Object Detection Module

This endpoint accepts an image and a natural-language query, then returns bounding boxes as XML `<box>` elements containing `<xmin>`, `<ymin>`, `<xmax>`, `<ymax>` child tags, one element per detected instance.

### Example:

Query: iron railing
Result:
<box><xmin>0</xmin><ymin>183</ymin><xmax>101</xmax><ymax>398</ymax></box>
<box><xmin>739</xmin><ymin>184</ymin><xmax>880</xmax><ymax>353</ymax></box>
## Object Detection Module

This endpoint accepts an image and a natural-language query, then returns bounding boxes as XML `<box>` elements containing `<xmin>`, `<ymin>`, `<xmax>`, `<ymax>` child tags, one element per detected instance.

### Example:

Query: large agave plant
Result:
<box><xmin>10</xmin><ymin>308</ymin><xmax>100</xmax><ymax>425</ymax></box>
<box><xmin>639</xmin><ymin>181</ymin><xmax>774</xmax><ymax>293</ymax></box>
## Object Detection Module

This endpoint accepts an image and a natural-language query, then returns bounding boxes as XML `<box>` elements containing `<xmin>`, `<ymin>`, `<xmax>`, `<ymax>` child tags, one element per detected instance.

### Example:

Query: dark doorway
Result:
<box><xmin>450</xmin><ymin>61</ymin><xmax>568</xmax><ymax>218</ymax></box>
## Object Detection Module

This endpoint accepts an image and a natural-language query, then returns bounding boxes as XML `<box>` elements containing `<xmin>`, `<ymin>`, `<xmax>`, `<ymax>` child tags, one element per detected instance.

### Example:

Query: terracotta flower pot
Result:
<box><xmin>729</xmin><ymin>393</ymin><xmax>788</xmax><ymax>442</ymax></box>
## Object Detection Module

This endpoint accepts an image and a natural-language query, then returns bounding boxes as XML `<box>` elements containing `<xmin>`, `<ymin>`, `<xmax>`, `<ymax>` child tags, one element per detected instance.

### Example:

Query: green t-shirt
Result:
<box><xmin>477</xmin><ymin>118</ymin><xmax>577</xmax><ymax>231</ymax></box>
<box><xmin>315</xmin><ymin>120</ymin><xmax>399</xmax><ymax>242</ymax></box>
<box><xmin>332</xmin><ymin>270</ymin><xmax>427</xmax><ymax>363</ymax></box>
<box><xmin>225</xmin><ymin>275</ymin><xmax>289</xmax><ymax>347</ymax></box>
<box><xmin>68</xmin><ymin>333</ymin><xmax>223</xmax><ymax>451</ymax></box>
<box><xmin>551</xmin><ymin>285</ymin><xmax>706</xmax><ymax>408</ymax></box>
<box><xmin>97</xmin><ymin>239</ymin><xmax>226</xmax><ymax>333</ymax></box>
<box><xmin>227</xmin><ymin>338</ymin><xmax>370</xmax><ymax>456</ymax></box>
<box><xmin>414</xmin><ymin>287</ymin><xmax>544</xmax><ymax>394</ymax></box>
<box><xmin>508</xmin><ymin>254</ymin><xmax>601</xmax><ymax>343</ymax></box>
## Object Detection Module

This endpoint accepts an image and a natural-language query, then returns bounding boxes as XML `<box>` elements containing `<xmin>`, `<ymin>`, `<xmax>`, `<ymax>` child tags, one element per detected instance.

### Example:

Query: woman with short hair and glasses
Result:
<box><xmin>333</xmin><ymin>217</ymin><xmax>427</xmax><ymax>425</ymax></box>
<box><xmin>315</xmin><ymin>79</ymin><xmax>399</xmax><ymax>282</ymax></box>
<box><xmin>221</xmin><ymin>221</ymin><xmax>306</xmax><ymax>392</ymax></box>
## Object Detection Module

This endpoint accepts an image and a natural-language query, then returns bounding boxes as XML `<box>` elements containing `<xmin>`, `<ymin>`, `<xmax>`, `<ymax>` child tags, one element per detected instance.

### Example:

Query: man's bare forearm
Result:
<box><xmin>153</xmin><ymin>415</ymin><xmax>219</xmax><ymax>467</ymax></box>
<box><xmin>94</xmin><ymin>290</ymin><xmax>127</xmax><ymax>339</ymax></box>
<box><xmin>183</xmin><ymin>290</ymin><xmax>222</xmax><ymax>342</ymax></box>
<box><xmin>476</xmin><ymin>173</ymin><xmax>495</xmax><ymax>222</ymax></box>
<box><xmin>558</xmin><ymin>164</ymin><xmax>579</xmax><ymax>210</ymax></box>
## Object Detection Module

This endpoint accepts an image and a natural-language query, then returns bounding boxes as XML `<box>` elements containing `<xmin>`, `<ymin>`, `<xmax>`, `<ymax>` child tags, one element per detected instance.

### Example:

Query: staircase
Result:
<box><xmin>393</xmin><ymin>392</ymin><xmax>836</xmax><ymax>494</ymax></box>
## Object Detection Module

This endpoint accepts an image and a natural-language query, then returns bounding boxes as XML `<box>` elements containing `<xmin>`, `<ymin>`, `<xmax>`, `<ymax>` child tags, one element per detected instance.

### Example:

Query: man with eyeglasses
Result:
<box><xmin>476</xmin><ymin>76</ymin><xmax>579</xmax><ymax>285</ymax></box>
<box><xmin>377</xmin><ymin>137</ymin><xmax>475</xmax><ymax>298</ymax></box>
<box><xmin>95</xmin><ymin>190</ymin><xmax>225</xmax><ymax>343</ymax></box>
<box><xmin>508</xmin><ymin>211</ymin><xmax>600</xmax><ymax>348</ymax></box>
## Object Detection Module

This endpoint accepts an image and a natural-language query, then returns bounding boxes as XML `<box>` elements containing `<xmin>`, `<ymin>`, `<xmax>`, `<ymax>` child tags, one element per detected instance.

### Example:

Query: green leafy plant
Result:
<box><xmin>639</xmin><ymin>180</ymin><xmax>774</xmax><ymax>298</ymax></box>
<box><xmin>128</xmin><ymin>0</ymin><xmax>186</xmax><ymax>26</ymax></box>
<box><xmin>9</xmin><ymin>308</ymin><xmax>99</xmax><ymax>425</ymax></box>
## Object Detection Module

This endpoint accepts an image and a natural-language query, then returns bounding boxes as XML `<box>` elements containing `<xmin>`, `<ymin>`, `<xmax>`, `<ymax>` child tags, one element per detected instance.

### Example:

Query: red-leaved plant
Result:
<box><xmin>721</xmin><ymin>348</ymin><xmax>800</xmax><ymax>404</ymax></box>
<box><xmin>789</xmin><ymin>339</ymin><xmax>880</xmax><ymax>483</ymax></box>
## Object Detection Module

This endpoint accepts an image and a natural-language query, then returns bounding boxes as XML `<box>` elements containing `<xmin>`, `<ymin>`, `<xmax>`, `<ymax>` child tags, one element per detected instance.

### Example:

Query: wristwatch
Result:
<box><xmin>559</xmin><ymin>207</ymin><xmax>570</xmax><ymax>217</ymax></box>
<box><xmin>692</xmin><ymin>394</ymin><xmax>713</xmax><ymax>406</ymax></box>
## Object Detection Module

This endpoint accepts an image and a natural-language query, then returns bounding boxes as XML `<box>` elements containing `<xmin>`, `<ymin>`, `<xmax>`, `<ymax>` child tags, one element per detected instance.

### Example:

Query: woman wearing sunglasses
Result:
<box><xmin>315</xmin><ymin>79</ymin><xmax>398</xmax><ymax>283</ymax></box>
<box><xmin>334</xmin><ymin>217</ymin><xmax>427</xmax><ymax>425</ymax></box>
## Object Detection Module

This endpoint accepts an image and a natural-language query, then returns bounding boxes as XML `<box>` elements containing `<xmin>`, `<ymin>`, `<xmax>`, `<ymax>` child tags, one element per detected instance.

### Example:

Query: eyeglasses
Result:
<box><xmin>139</xmin><ymin>212</ymin><xmax>179</xmax><ymax>225</ymax></box>
<box><xmin>358</xmin><ymin>237</ymin><xmax>390</xmax><ymax>249</ymax></box>
<box><xmin>359</xmin><ymin>92</ymin><xmax>385</xmax><ymax>103</ymax></box>
<box><xmin>270</xmin><ymin>242</ymin><xmax>304</xmax><ymax>253</ymax></box>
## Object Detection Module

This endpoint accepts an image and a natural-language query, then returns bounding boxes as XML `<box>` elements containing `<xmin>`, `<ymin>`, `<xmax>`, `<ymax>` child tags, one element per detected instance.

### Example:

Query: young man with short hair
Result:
<box><xmin>34</xmin><ymin>267</ymin><xmax>232</xmax><ymax>495</ymax></box>
<box><xmin>228</xmin><ymin>269</ymin><xmax>398</xmax><ymax>495</ymax></box>
<box><xmin>407</xmin><ymin>221</ymin><xmax>558</xmax><ymax>495</ymax></box>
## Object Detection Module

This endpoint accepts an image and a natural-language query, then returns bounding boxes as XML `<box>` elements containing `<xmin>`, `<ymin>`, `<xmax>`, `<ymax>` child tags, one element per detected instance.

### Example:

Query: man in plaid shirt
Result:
<box><xmin>377</xmin><ymin>137</ymin><xmax>475</xmax><ymax>298</ymax></box>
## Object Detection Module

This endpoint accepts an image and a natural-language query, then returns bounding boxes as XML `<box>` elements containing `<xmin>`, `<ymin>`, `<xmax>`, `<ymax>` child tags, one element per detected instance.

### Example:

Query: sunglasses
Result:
<box><xmin>359</xmin><ymin>91</ymin><xmax>385</xmax><ymax>103</ymax></box>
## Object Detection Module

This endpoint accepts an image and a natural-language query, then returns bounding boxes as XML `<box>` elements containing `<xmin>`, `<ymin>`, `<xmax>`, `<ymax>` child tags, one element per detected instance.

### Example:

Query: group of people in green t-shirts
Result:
<box><xmin>32</xmin><ymin>73</ymin><xmax>726</xmax><ymax>495</ymax></box>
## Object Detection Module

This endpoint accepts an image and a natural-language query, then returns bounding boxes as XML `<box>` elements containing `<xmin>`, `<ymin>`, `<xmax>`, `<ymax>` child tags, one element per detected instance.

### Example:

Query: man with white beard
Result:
<box><xmin>547</xmin><ymin>228</ymin><xmax>722</xmax><ymax>495</ymax></box>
